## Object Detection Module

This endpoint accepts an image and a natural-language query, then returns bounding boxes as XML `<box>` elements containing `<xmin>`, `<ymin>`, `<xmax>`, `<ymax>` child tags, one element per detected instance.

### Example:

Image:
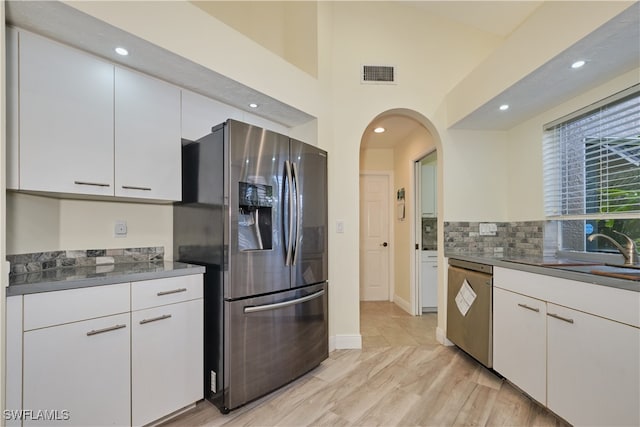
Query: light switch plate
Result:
<box><xmin>114</xmin><ymin>220</ymin><xmax>127</xmax><ymax>238</ymax></box>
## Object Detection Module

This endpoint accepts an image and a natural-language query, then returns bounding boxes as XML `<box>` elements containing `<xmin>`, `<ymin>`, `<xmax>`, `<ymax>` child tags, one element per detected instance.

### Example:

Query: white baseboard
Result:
<box><xmin>393</xmin><ymin>294</ymin><xmax>412</xmax><ymax>315</ymax></box>
<box><xmin>330</xmin><ymin>334</ymin><xmax>362</xmax><ymax>350</ymax></box>
<box><xmin>436</xmin><ymin>326</ymin><xmax>454</xmax><ymax>346</ymax></box>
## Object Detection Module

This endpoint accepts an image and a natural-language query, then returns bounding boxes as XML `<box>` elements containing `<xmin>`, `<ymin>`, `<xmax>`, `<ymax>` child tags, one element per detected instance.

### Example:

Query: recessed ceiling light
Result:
<box><xmin>248</xmin><ymin>103</ymin><xmax>259</xmax><ymax>109</ymax></box>
<box><xmin>374</xmin><ymin>127</ymin><xmax>385</xmax><ymax>133</ymax></box>
<box><xmin>499</xmin><ymin>104</ymin><xmax>509</xmax><ymax>111</ymax></box>
<box><xmin>571</xmin><ymin>60</ymin><xmax>586</xmax><ymax>69</ymax></box>
<box><xmin>115</xmin><ymin>47</ymin><xmax>129</xmax><ymax>56</ymax></box>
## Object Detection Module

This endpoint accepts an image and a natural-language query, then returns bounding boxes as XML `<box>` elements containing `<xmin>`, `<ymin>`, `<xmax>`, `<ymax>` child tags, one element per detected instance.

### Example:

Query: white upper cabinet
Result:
<box><xmin>421</xmin><ymin>160</ymin><xmax>437</xmax><ymax>217</ymax></box>
<box><xmin>115</xmin><ymin>67</ymin><xmax>181</xmax><ymax>201</ymax></box>
<box><xmin>18</xmin><ymin>30</ymin><xmax>114</xmax><ymax>196</ymax></box>
<box><xmin>8</xmin><ymin>28</ymin><xmax>182</xmax><ymax>202</ymax></box>
<box><xmin>6</xmin><ymin>27</ymin><xmax>19</xmax><ymax>190</ymax></box>
<box><xmin>181</xmin><ymin>89</ymin><xmax>242</xmax><ymax>142</ymax></box>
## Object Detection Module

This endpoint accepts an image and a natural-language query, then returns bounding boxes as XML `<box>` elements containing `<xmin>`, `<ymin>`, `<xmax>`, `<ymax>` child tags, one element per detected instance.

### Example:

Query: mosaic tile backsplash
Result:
<box><xmin>7</xmin><ymin>247</ymin><xmax>164</xmax><ymax>276</ymax></box>
<box><xmin>422</xmin><ymin>217</ymin><xmax>438</xmax><ymax>250</ymax></box>
<box><xmin>444</xmin><ymin>221</ymin><xmax>545</xmax><ymax>257</ymax></box>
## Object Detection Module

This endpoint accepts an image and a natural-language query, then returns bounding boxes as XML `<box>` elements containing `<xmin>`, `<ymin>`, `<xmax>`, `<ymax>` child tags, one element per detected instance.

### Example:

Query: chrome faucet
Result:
<box><xmin>588</xmin><ymin>230</ymin><xmax>639</xmax><ymax>266</ymax></box>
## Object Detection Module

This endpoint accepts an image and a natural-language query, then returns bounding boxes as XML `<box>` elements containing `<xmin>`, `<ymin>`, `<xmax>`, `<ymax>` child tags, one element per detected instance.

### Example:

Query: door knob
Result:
<box><xmin>381</xmin><ymin>242</ymin><xmax>388</xmax><ymax>247</ymax></box>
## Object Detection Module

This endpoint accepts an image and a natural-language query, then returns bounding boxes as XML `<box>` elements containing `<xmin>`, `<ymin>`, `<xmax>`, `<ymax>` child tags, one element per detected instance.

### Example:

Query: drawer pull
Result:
<box><xmin>157</xmin><ymin>288</ymin><xmax>187</xmax><ymax>296</ymax></box>
<box><xmin>139</xmin><ymin>314</ymin><xmax>172</xmax><ymax>325</ymax></box>
<box><xmin>86</xmin><ymin>324</ymin><xmax>127</xmax><ymax>336</ymax></box>
<box><xmin>122</xmin><ymin>185</ymin><xmax>152</xmax><ymax>191</ymax></box>
<box><xmin>74</xmin><ymin>180</ymin><xmax>110</xmax><ymax>187</ymax></box>
<box><xmin>517</xmin><ymin>303</ymin><xmax>540</xmax><ymax>313</ymax></box>
<box><xmin>547</xmin><ymin>313</ymin><xmax>574</xmax><ymax>324</ymax></box>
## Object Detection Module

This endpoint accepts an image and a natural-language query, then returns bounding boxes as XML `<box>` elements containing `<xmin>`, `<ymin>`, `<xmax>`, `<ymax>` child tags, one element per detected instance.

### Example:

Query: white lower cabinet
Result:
<box><xmin>23</xmin><ymin>313</ymin><xmax>131</xmax><ymax>427</ymax></box>
<box><xmin>132</xmin><ymin>299</ymin><xmax>203</xmax><ymax>426</ymax></box>
<box><xmin>493</xmin><ymin>267</ymin><xmax>640</xmax><ymax>427</ymax></box>
<box><xmin>493</xmin><ymin>287</ymin><xmax>546</xmax><ymax>404</ymax></box>
<box><xmin>421</xmin><ymin>251</ymin><xmax>438</xmax><ymax>310</ymax></box>
<box><xmin>547</xmin><ymin>303</ymin><xmax>640</xmax><ymax>427</ymax></box>
<box><xmin>11</xmin><ymin>274</ymin><xmax>203</xmax><ymax>427</ymax></box>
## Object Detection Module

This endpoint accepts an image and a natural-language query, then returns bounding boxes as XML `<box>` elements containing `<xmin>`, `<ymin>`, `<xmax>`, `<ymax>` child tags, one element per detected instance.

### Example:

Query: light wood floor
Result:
<box><xmin>162</xmin><ymin>301</ymin><xmax>569</xmax><ymax>427</ymax></box>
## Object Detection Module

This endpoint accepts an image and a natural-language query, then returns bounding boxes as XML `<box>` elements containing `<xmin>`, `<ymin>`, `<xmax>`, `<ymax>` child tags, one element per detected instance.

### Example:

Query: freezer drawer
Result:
<box><xmin>223</xmin><ymin>283</ymin><xmax>328</xmax><ymax>411</ymax></box>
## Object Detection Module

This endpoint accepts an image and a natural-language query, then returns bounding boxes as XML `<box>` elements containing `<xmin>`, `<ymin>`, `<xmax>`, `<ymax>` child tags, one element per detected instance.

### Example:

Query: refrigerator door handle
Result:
<box><xmin>292</xmin><ymin>162</ymin><xmax>302</xmax><ymax>266</ymax></box>
<box><xmin>243</xmin><ymin>290</ymin><xmax>325</xmax><ymax>313</ymax></box>
<box><xmin>285</xmin><ymin>160</ymin><xmax>294</xmax><ymax>266</ymax></box>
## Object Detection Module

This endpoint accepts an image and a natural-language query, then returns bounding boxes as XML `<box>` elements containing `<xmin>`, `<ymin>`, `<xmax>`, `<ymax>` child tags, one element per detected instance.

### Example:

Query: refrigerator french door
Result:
<box><xmin>174</xmin><ymin>119</ymin><xmax>328</xmax><ymax>413</ymax></box>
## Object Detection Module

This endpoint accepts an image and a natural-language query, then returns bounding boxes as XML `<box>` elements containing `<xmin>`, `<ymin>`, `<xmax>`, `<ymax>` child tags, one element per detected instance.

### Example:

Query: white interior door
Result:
<box><xmin>360</xmin><ymin>174</ymin><xmax>391</xmax><ymax>301</ymax></box>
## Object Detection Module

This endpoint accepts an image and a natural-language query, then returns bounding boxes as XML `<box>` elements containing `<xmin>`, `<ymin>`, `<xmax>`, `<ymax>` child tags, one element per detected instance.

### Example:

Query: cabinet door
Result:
<box><xmin>493</xmin><ymin>287</ymin><xmax>547</xmax><ymax>404</ymax></box>
<box><xmin>181</xmin><ymin>89</ymin><xmax>242</xmax><ymax>141</ymax></box>
<box><xmin>23</xmin><ymin>314</ymin><xmax>130</xmax><ymax>427</ymax></box>
<box><xmin>131</xmin><ymin>299</ymin><xmax>203</xmax><ymax>426</ymax></box>
<box><xmin>19</xmin><ymin>30</ymin><xmax>114</xmax><ymax>196</ymax></box>
<box><xmin>547</xmin><ymin>303</ymin><xmax>640</xmax><ymax>426</ymax></box>
<box><xmin>6</xmin><ymin>26</ymin><xmax>19</xmax><ymax>190</ymax></box>
<box><xmin>421</xmin><ymin>254</ymin><xmax>438</xmax><ymax>309</ymax></box>
<box><xmin>115</xmin><ymin>67</ymin><xmax>181</xmax><ymax>201</ymax></box>
<box><xmin>421</xmin><ymin>163</ymin><xmax>436</xmax><ymax>217</ymax></box>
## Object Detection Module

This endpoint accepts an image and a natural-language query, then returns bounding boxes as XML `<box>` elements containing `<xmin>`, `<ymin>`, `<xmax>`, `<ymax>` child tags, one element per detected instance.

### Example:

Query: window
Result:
<box><xmin>543</xmin><ymin>85</ymin><xmax>640</xmax><ymax>252</ymax></box>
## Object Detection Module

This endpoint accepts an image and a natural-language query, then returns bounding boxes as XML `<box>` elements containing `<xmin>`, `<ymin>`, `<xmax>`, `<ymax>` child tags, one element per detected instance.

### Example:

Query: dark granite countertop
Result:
<box><xmin>446</xmin><ymin>252</ymin><xmax>640</xmax><ymax>293</ymax></box>
<box><xmin>7</xmin><ymin>261</ymin><xmax>206</xmax><ymax>296</ymax></box>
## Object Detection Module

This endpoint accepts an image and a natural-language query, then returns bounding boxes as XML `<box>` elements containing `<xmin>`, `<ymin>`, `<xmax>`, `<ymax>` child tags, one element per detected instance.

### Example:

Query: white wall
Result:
<box><xmin>6</xmin><ymin>193</ymin><xmax>60</xmax><ymax>254</ymax></box>
<box><xmin>59</xmin><ymin>200</ymin><xmax>174</xmax><ymax>258</ymax></box>
<box><xmin>326</xmin><ymin>1</ymin><xmax>503</xmax><ymax>345</ymax></box>
<box><xmin>439</xmin><ymin>129</ymin><xmax>510</xmax><ymax>222</ymax></box>
<box><xmin>360</xmin><ymin>148</ymin><xmax>394</xmax><ymax>171</ymax></box>
<box><xmin>392</xmin><ymin>128</ymin><xmax>435</xmax><ymax>304</ymax></box>
<box><xmin>191</xmin><ymin>1</ymin><xmax>318</xmax><ymax>77</ymax></box>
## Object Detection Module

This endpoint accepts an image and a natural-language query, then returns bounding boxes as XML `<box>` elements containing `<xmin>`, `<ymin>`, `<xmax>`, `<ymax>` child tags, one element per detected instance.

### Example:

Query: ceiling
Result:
<box><xmin>403</xmin><ymin>1</ymin><xmax>543</xmax><ymax>37</ymax></box>
<box><xmin>452</xmin><ymin>2</ymin><xmax>640</xmax><ymax>130</ymax></box>
<box><xmin>5</xmin><ymin>1</ymin><xmax>639</xmax><ymax>146</ymax></box>
<box><xmin>361</xmin><ymin>115</ymin><xmax>426</xmax><ymax>150</ymax></box>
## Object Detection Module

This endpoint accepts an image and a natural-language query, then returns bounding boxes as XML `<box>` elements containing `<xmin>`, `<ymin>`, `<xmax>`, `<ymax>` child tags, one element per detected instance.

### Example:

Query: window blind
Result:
<box><xmin>543</xmin><ymin>86</ymin><xmax>640</xmax><ymax>218</ymax></box>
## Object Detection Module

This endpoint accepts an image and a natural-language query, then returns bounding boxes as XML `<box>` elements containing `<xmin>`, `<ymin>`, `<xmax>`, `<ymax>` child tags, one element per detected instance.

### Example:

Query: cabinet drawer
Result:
<box><xmin>494</xmin><ymin>267</ymin><xmax>640</xmax><ymax>327</ymax></box>
<box><xmin>24</xmin><ymin>283</ymin><xmax>130</xmax><ymax>331</ymax></box>
<box><xmin>131</xmin><ymin>274</ymin><xmax>203</xmax><ymax>311</ymax></box>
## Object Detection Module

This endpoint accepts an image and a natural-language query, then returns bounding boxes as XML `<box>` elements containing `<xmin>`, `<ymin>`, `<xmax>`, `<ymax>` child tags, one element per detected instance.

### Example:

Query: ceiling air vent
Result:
<box><xmin>361</xmin><ymin>65</ymin><xmax>396</xmax><ymax>84</ymax></box>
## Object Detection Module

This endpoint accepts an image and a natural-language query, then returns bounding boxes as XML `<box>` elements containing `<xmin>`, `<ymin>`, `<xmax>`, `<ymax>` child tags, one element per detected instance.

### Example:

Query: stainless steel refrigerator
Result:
<box><xmin>173</xmin><ymin>119</ymin><xmax>328</xmax><ymax>413</ymax></box>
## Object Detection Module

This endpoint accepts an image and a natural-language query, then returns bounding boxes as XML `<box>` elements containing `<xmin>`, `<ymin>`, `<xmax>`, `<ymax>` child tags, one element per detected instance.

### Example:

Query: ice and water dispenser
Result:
<box><xmin>238</xmin><ymin>181</ymin><xmax>273</xmax><ymax>251</ymax></box>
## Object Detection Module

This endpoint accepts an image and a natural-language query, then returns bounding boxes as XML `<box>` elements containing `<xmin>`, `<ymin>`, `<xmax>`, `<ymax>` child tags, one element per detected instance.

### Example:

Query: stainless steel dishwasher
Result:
<box><xmin>446</xmin><ymin>258</ymin><xmax>493</xmax><ymax>368</ymax></box>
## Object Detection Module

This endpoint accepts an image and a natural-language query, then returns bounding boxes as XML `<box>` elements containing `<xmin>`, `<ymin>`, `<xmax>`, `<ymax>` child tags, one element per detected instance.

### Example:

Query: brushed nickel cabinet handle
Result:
<box><xmin>547</xmin><ymin>313</ymin><xmax>574</xmax><ymax>324</ymax></box>
<box><xmin>86</xmin><ymin>324</ymin><xmax>127</xmax><ymax>336</ymax></box>
<box><xmin>139</xmin><ymin>314</ymin><xmax>172</xmax><ymax>325</ymax></box>
<box><xmin>122</xmin><ymin>185</ymin><xmax>152</xmax><ymax>191</ymax></box>
<box><xmin>74</xmin><ymin>180</ymin><xmax>110</xmax><ymax>187</ymax></box>
<box><xmin>517</xmin><ymin>303</ymin><xmax>540</xmax><ymax>313</ymax></box>
<box><xmin>157</xmin><ymin>288</ymin><xmax>187</xmax><ymax>296</ymax></box>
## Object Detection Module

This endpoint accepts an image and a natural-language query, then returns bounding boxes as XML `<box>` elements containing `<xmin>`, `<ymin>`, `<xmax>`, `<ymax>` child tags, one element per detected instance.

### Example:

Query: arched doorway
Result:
<box><xmin>358</xmin><ymin>109</ymin><xmax>443</xmax><ymax>347</ymax></box>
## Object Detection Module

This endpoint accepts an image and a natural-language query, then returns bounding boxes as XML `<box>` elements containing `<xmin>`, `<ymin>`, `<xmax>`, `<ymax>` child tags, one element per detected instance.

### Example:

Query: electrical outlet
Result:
<box><xmin>114</xmin><ymin>220</ymin><xmax>127</xmax><ymax>238</ymax></box>
<box><xmin>479</xmin><ymin>223</ymin><xmax>497</xmax><ymax>236</ymax></box>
